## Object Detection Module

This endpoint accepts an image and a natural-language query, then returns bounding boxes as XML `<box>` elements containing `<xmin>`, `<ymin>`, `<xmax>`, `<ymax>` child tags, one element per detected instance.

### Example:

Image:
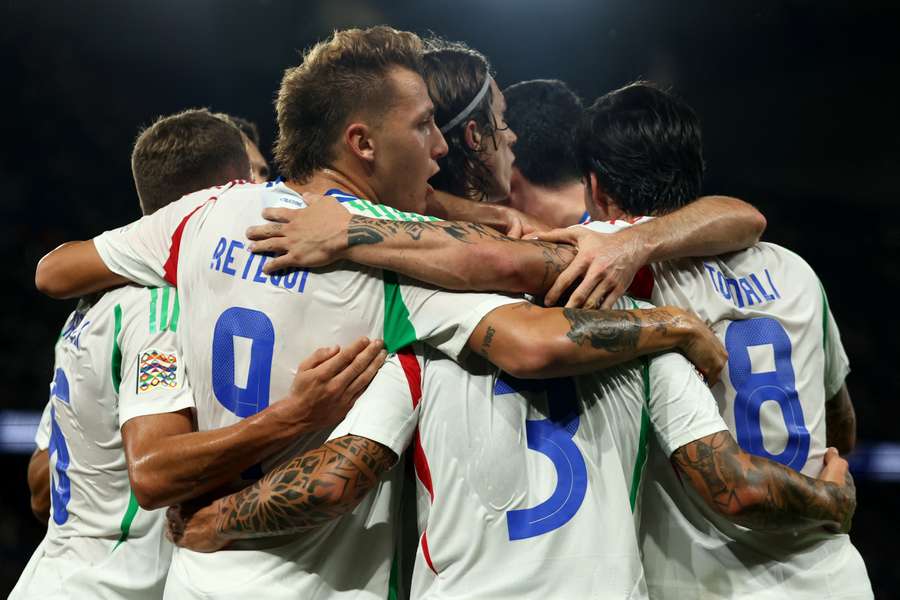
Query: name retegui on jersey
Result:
<box><xmin>703</xmin><ymin>263</ymin><xmax>780</xmax><ymax>308</ymax></box>
<box><xmin>209</xmin><ymin>237</ymin><xmax>310</xmax><ymax>293</ymax></box>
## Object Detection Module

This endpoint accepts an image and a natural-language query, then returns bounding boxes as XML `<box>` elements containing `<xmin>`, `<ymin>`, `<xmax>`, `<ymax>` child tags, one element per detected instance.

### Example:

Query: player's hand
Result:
<box><xmin>167</xmin><ymin>501</ymin><xmax>228</xmax><ymax>553</ymax></box>
<box><xmin>532</xmin><ymin>226</ymin><xmax>649</xmax><ymax>309</ymax></box>
<box><xmin>245</xmin><ymin>193</ymin><xmax>350</xmax><ymax>272</ymax></box>
<box><xmin>274</xmin><ymin>338</ymin><xmax>387</xmax><ymax>431</ymax></box>
<box><xmin>818</xmin><ymin>447</ymin><xmax>857</xmax><ymax>533</ymax></box>
<box><xmin>495</xmin><ymin>206</ymin><xmax>551</xmax><ymax>239</ymax></box>
<box><xmin>671</xmin><ymin>309</ymin><xmax>728</xmax><ymax>385</ymax></box>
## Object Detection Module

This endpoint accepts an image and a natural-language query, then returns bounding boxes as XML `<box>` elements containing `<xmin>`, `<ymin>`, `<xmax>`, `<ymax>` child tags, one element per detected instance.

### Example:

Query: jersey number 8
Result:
<box><xmin>725</xmin><ymin>317</ymin><xmax>810</xmax><ymax>471</ymax></box>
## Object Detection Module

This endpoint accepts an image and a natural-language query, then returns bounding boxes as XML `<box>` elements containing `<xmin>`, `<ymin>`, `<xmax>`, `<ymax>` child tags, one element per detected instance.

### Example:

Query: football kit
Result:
<box><xmin>92</xmin><ymin>181</ymin><xmax>521</xmax><ymax>600</ymax></box>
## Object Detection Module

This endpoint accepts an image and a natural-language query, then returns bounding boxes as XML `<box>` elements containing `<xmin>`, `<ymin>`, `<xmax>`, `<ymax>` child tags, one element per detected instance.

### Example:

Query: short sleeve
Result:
<box><xmin>34</xmin><ymin>400</ymin><xmax>52</xmax><ymax>451</ymax></box>
<box><xmin>647</xmin><ymin>352</ymin><xmax>728</xmax><ymax>457</ymax></box>
<box><xmin>395</xmin><ymin>275</ymin><xmax>523</xmax><ymax>360</ymax></box>
<box><xmin>821</xmin><ymin>285</ymin><xmax>850</xmax><ymax>398</ymax></box>
<box><xmin>117</xmin><ymin>287</ymin><xmax>195</xmax><ymax>427</ymax></box>
<box><xmin>94</xmin><ymin>187</ymin><xmax>220</xmax><ymax>288</ymax></box>
<box><xmin>327</xmin><ymin>351</ymin><xmax>420</xmax><ymax>456</ymax></box>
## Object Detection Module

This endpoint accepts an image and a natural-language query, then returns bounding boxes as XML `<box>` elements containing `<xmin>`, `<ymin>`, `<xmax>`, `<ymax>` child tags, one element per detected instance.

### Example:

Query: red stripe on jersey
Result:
<box><xmin>397</xmin><ymin>348</ymin><xmax>437</xmax><ymax>573</ymax></box>
<box><xmin>628</xmin><ymin>265</ymin><xmax>655</xmax><ymax>300</ymax></box>
<box><xmin>420</xmin><ymin>531</ymin><xmax>436</xmax><ymax>573</ymax></box>
<box><xmin>162</xmin><ymin>197</ymin><xmax>218</xmax><ymax>286</ymax></box>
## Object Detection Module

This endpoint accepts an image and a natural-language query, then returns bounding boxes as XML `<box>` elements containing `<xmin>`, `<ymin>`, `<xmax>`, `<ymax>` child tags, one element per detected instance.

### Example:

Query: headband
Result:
<box><xmin>439</xmin><ymin>74</ymin><xmax>492</xmax><ymax>134</ymax></box>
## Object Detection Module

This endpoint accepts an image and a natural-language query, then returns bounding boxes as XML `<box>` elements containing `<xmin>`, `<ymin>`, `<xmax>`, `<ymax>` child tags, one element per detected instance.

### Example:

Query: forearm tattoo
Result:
<box><xmin>347</xmin><ymin>216</ymin><xmax>506</xmax><ymax>247</ymax></box>
<box><xmin>562</xmin><ymin>308</ymin><xmax>642</xmax><ymax>352</ymax></box>
<box><xmin>672</xmin><ymin>431</ymin><xmax>853</xmax><ymax>531</ymax></box>
<box><xmin>214</xmin><ymin>435</ymin><xmax>396</xmax><ymax>539</ymax></box>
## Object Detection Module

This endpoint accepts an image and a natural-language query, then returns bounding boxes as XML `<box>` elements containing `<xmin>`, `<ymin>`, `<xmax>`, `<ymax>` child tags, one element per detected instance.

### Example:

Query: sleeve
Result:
<box><xmin>93</xmin><ymin>189</ymin><xmax>215</xmax><ymax>288</ymax></box>
<box><xmin>395</xmin><ymin>275</ymin><xmax>523</xmax><ymax>360</ymax></box>
<box><xmin>821</xmin><ymin>284</ymin><xmax>850</xmax><ymax>398</ymax></box>
<box><xmin>117</xmin><ymin>287</ymin><xmax>195</xmax><ymax>427</ymax></box>
<box><xmin>327</xmin><ymin>351</ymin><xmax>420</xmax><ymax>456</ymax></box>
<box><xmin>647</xmin><ymin>352</ymin><xmax>729</xmax><ymax>457</ymax></box>
<box><xmin>34</xmin><ymin>400</ymin><xmax>52</xmax><ymax>451</ymax></box>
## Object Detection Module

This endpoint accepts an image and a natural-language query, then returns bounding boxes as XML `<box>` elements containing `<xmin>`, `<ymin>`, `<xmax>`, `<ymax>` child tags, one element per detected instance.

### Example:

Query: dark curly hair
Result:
<box><xmin>576</xmin><ymin>81</ymin><xmax>705</xmax><ymax>215</ymax></box>
<box><xmin>503</xmin><ymin>79</ymin><xmax>583</xmax><ymax>187</ymax></box>
<box><xmin>422</xmin><ymin>39</ymin><xmax>503</xmax><ymax>201</ymax></box>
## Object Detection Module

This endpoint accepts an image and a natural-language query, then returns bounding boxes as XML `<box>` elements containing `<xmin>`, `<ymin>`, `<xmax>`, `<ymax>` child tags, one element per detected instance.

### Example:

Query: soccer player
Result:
<box><xmin>12</xmin><ymin>109</ymin><xmax>382</xmax><ymax>600</ymax></box>
<box><xmin>559</xmin><ymin>82</ymin><xmax>872</xmax><ymax>599</ymax></box>
<box><xmin>503</xmin><ymin>79</ymin><xmax>590</xmax><ymax>227</ymax></box>
<box><xmin>257</xmin><ymin>81</ymin><xmax>869</xmax><ymax>598</ymax></box>
<box><xmin>225</xmin><ymin>114</ymin><xmax>270</xmax><ymax>183</ymax></box>
<box><xmin>171</xmin><ymin>51</ymin><xmax>856</xmax><ymax>599</ymax></box>
<box><xmin>33</xmin><ymin>28</ymin><xmax>734</xmax><ymax>600</ymax></box>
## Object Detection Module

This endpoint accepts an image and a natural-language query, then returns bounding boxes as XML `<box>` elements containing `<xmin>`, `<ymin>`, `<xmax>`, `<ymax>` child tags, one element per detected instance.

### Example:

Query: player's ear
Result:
<box><xmin>345</xmin><ymin>122</ymin><xmax>375</xmax><ymax>165</ymax></box>
<box><xmin>463</xmin><ymin>120</ymin><xmax>481</xmax><ymax>151</ymax></box>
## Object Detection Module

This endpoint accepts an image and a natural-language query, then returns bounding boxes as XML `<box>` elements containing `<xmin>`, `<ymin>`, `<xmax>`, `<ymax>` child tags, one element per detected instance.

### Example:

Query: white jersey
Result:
<box><xmin>92</xmin><ymin>181</ymin><xmax>520</xmax><ymax>600</ymax></box>
<box><xmin>330</xmin><ymin>296</ymin><xmax>727</xmax><ymax>599</ymax></box>
<box><xmin>584</xmin><ymin>219</ymin><xmax>871</xmax><ymax>599</ymax></box>
<box><xmin>10</xmin><ymin>286</ymin><xmax>193</xmax><ymax>600</ymax></box>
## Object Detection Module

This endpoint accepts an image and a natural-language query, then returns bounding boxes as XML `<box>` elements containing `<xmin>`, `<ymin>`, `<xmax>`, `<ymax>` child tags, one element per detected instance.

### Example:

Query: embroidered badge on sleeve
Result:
<box><xmin>136</xmin><ymin>350</ymin><xmax>179</xmax><ymax>394</ymax></box>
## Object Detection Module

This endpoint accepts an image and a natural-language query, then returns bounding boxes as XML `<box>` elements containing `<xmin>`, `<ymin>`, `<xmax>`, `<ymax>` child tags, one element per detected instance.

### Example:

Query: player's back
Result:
<box><xmin>584</xmin><ymin>221</ymin><xmax>871</xmax><ymax>598</ymax></box>
<box><xmin>10</xmin><ymin>288</ymin><xmax>171</xmax><ymax>600</ymax></box>
<box><xmin>408</xmin><ymin>347</ymin><xmax>647</xmax><ymax>599</ymax></box>
<box><xmin>95</xmin><ymin>181</ymin><xmax>519</xmax><ymax>599</ymax></box>
<box><xmin>403</xmin><ymin>296</ymin><xmax>725</xmax><ymax>599</ymax></box>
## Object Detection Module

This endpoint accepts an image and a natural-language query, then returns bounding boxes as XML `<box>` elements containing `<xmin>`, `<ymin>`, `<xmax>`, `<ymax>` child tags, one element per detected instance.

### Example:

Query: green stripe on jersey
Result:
<box><xmin>383</xmin><ymin>271</ymin><xmax>418</xmax><ymax>352</ymax></box>
<box><xmin>160</xmin><ymin>287</ymin><xmax>170</xmax><ymax>332</ymax></box>
<box><xmin>111</xmin><ymin>304</ymin><xmax>123</xmax><ymax>393</ymax></box>
<box><xmin>169</xmin><ymin>290</ymin><xmax>180</xmax><ymax>332</ymax></box>
<box><xmin>630</xmin><ymin>358</ymin><xmax>652</xmax><ymax>511</ymax></box>
<box><xmin>149</xmin><ymin>286</ymin><xmax>178</xmax><ymax>333</ymax></box>
<box><xmin>149</xmin><ymin>288</ymin><xmax>158</xmax><ymax>333</ymax></box>
<box><xmin>113</xmin><ymin>489</ymin><xmax>140</xmax><ymax>550</ymax></box>
<box><xmin>346</xmin><ymin>198</ymin><xmax>441</xmax><ymax>223</ymax></box>
<box><xmin>387</xmin><ymin>551</ymin><xmax>401</xmax><ymax>600</ymax></box>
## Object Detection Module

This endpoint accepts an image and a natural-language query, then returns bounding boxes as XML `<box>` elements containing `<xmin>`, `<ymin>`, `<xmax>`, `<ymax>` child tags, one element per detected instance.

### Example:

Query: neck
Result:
<box><xmin>509</xmin><ymin>177</ymin><xmax>586</xmax><ymax>228</ymax></box>
<box><xmin>286</xmin><ymin>166</ymin><xmax>379</xmax><ymax>202</ymax></box>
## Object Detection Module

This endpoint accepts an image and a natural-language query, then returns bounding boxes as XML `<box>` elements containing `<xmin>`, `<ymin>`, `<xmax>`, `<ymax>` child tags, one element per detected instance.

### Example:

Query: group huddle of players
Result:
<box><xmin>13</xmin><ymin>25</ymin><xmax>872</xmax><ymax>600</ymax></box>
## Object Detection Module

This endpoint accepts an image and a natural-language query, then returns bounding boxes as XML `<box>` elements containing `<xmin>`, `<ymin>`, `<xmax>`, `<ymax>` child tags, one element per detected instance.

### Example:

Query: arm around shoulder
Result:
<box><xmin>35</xmin><ymin>240</ymin><xmax>126</xmax><ymax>299</ymax></box>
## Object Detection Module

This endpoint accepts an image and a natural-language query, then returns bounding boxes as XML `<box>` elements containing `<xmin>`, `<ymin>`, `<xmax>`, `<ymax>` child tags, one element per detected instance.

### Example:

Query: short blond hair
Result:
<box><xmin>274</xmin><ymin>26</ymin><xmax>424</xmax><ymax>182</ymax></box>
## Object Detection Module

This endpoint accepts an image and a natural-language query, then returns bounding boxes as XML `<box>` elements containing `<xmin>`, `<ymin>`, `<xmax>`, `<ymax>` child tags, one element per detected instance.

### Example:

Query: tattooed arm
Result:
<box><xmin>466</xmin><ymin>302</ymin><xmax>727</xmax><ymax>383</ymax></box>
<box><xmin>169</xmin><ymin>435</ymin><xmax>396</xmax><ymax>552</ymax></box>
<box><xmin>825</xmin><ymin>384</ymin><xmax>857</xmax><ymax>454</ymax></box>
<box><xmin>247</xmin><ymin>198</ymin><xmax>576</xmax><ymax>296</ymax></box>
<box><xmin>672</xmin><ymin>431</ymin><xmax>856</xmax><ymax>532</ymax></box>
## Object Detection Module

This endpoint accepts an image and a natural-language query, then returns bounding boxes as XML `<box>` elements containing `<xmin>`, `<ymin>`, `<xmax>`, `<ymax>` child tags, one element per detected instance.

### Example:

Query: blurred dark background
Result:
<box><xmin>2</xmin><ymin>0</ymin><xmax>898</xmax><ymax>596</ymax></box>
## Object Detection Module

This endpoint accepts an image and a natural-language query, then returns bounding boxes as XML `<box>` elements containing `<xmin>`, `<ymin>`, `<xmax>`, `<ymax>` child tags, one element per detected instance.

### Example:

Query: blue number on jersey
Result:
<box><xmin>48</xmin><ymin>406</ymin><xmax>71</xmax><ymax>525</ymax></box>
<box><xmin>501</xmin><ymin>376</ymin><xmax>588</xmax><ymax>541</ymax></box>
<box><xmin>725</xmin><ymin>317</ymin><xmax>810</xmax><ymax>471</ymax></box>
<box><xmin>211</xmin><ymin>307</ymin><xmax>275</xmax><ymax>418</ymax></box>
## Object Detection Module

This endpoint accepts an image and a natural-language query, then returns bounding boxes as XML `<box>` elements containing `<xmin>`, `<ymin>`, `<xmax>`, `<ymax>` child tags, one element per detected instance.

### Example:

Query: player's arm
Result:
<box><xmin>247</xmin><ymin>196</ymin><xmax>574</xmax><ymax>295</ymax></box>
<box><xmin>168</xmin><ymin>435</ymin><xmax>396</xmax><ymax>552</ymax></box>
<box><xmin>536</xmin><ymin>195</ymin><xmax>767</xmax><ymax>308</ymax></box>
<box><xmin>169</xmin><ymin>351</ymin><xmax>416</xmax><ymax>552</ymax></box>
<box><xmin>122</xmin><ymin>339</ymin><xmax>386</xmax><ymax>510</ymax></box>
<box><xmin>35</xmin><ymin>241</ymin><xmax>128</xmax><ymax>299</ymax></box>
<box><xmin>825</xmin><ymin>384</ymin><xmax>856</xmax><ymax>455</ymax></box>
<box><xmin>672</xmin><ymin>432</ymin><xmax>856</xmax><ymax>533</ymax></box>
<box><xmin>27</xmin><ymin>449</ymin><xmax>50</xmax><ymax>523</ymax></box>
<box><xmin>246</xmin><ymin>195</ymin><xmax>763</xmax><ymax>307</ymax></box>
<box><xmin>425</xmin><ymin>188</ymin><xmax>550</xmax><ymax>237</ymax></box>
<box><xmin>466</xmin><ymin>302</ymin><xmax>727</xmax><ymax>384</ymax></box>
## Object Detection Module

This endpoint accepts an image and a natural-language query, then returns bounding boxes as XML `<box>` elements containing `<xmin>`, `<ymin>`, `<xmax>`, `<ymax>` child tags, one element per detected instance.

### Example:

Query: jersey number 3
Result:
<box><xmin>726</xmin><ymin>317</ymin><xmax>810</xmax><ymax>471</ymax></box>
<box><xmin>505</xmin><ymin>377</ymin><xmax>588</xmax><ymax>541</ymax></box>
